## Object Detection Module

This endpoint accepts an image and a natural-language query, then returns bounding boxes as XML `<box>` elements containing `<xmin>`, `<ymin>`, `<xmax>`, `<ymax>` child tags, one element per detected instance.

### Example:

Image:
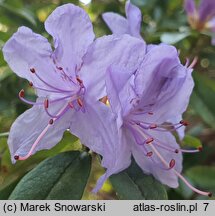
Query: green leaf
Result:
<box><xmin>110</xmin><ymin>160</ymin><xmax>168</xmax><ymax>200</ymax></box>
<box><xmin>160</xmin><ymin>32</ymin><xmax>190</xmax><ymax>44</ymax></box>
<box><xmin>9</xmin><ymin>151</ymin><xmax>91</xmax><ymax>200</ymax></box>
<box><xmin>190</xmin><ymin>92</ymin><xmax>215</xmax><ymax>129</ymax></box>
<box><xmin>0</xmin><ymin>2</ymin><xmax>36</xmax><ymax>26</ymax></box>
<box><xmin>0</xmin><ymin>132</ymin><xmax>9</xmax><ymax>138</ymax></box>
<box><xmin>182</xmin><ymin>135</ymin><xmax>202</xmax><ymax>149</ymax></box>
<box><xmin>186</xmin><ymin>166</ymin><xmax>215</xmax><ymax>190</ymax></box>
<box><xmin>191</xmin><ymin>73</ymin><xmax>215</xmax><ymax>129</ymax></box>
<box><xmin>0</xmin><ymin>178</ymin><xmax>21</xmax><ymax>200</ymax></box>
<box><xmin>110</xmin><ymin>172</ymin><xmax>144</xmax><ymax>200</ymax></box>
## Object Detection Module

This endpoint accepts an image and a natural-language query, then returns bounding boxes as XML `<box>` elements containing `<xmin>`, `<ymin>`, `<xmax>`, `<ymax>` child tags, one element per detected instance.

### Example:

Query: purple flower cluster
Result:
<box><xmin>3</xmin><ymin>1</ymin><xmax>212</xmax><ymax>197</ymax></box>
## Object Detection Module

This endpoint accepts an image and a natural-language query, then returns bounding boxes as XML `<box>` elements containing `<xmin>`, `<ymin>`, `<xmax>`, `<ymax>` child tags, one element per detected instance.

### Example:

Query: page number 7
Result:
<box><xmin>203</xmin><ymin>203</ymin><xmax>209</xmax><ymax>211</ymax></box>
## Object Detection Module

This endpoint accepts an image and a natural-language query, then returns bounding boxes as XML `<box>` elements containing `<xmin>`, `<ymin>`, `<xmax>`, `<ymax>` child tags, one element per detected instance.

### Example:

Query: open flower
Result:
<box><xmin>184</xmin><ymin>0</ymin><xmax>215</xmax><ymax>44</ymax></box>
<box><xmin>3</xmin><ymin>4</ymin><xmax>145</xmax><ymax>165</ymax></box>
<box><xmin>102</xmin><ymin>0</ymin><xmax>142</xmax><ymax>39</ymax></box>
<box><xmin>94</xmin><ymin>43</ymin><xmax>212</xmax><ymax>196</ymax></box>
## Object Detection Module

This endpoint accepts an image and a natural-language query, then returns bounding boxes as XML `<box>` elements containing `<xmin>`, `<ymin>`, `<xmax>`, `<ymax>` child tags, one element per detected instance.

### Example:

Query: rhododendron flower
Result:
<box><xmin>102</xmin><ymin>0</ymin><xmax>142</xmax><ymax>38</ymax></box>
<box><xmin>3</xmin><ymin>4</ymin><xmax>145</xmax><ymax>165</ymax></box>
<box><xmin>184</xmin><ymin>0</ymin><xmax>215</xmax><ymax>45</ymax></box>
<box><xmin>94</xmin><ymin>43</ymin><xmax>212</xmax><ymax>197</ymax></box>
<box><xmin>103</xmin><ymin>0</ymin><xmax>188</xmax><ymax>140</ymax></box>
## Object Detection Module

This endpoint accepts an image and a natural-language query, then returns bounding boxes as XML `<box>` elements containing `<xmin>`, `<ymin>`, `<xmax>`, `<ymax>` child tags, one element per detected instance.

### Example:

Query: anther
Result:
<box><xmin>57</xmin><ymin>66</ymin><xmax>63</xmax><ymax>70</ymax></box>
<box><xmin>29</xmin><ymin>82</ymin><xmax>33</xmax><ymax>87</ymax></box>
<box><xmin>77</xmin><ymin>98</ymin><xmax>83</xmax><ymax>107</ymax></box>
<box><xmin>208</xmin><ymin>192</ymin><xmax>213</xmax><ymax>197</ymax></box>
<box><xmin>100</xmin><ymin>96</ymin><xmax>108</xmax><ymax>104</ymax></box>
<box><xmin>146</xmin><ymin>152</ymin><xmax>153</xmax><ymax>157</ymax></box>
<box><xmin>14</xmin><ymin>155</ymin><xmax>19</xmax><ymax>160</ymax></box>
<box><xmin>175</xmin><ymin>149</ymin><xmax>179</xmax><ymax>154</ymax></box>
<box><xmin>169</xmin><ymin>159</ymin><xmax>176</xmax><ymax>169</ymax></box>
<box><xmin>44</xmin><ymin>99</ymin><xmax>49</xmax><ymax>109</ymax></box>
<box><xmin>19</xmin><ymin>89</ymin><xmax>25</xmax><ymax>98</ymax></box>
<box><xmin>49</xmin><ymin>119</ymin><xmax>54</xmax><ymax>125</ymax></box>
<box><xmin>180</xmin><ymin>120</ymin><xmax>189</xmax><ymax>126</ymax></box>
<box><xmin>76</xmin><ymin>77</ymin><xmax>83</xmax><ymax>84</ymax></box>
<box><xmin>198</xmin><ymin>146</ymin><xmax>203</xmax><ymax>152</ymax></box>
<box><xmin>30</xmin><ymin>68</ymin><xmax>36</xmax><ymax>73</ymax></box>
<box><xmin>149</xmin><ymin>124</ymin><xmax>157</xmax><ymax>129</ymax></box>
<box><xmin>146</xmin><ymin>138</ymin><xmax>154</xmax><ymax>144</ymax></box>
<box><xmin>148</xmin><ymin>112</ymin><xmax>154</xmax><ymax>115</ymax></box>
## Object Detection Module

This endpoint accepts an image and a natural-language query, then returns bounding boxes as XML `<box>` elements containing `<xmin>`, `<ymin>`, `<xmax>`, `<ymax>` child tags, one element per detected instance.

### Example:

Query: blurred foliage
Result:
<box><xmin>0</xmin><ymin>0</ymin><xmax>215</xmax><ymax>200</ymax></box>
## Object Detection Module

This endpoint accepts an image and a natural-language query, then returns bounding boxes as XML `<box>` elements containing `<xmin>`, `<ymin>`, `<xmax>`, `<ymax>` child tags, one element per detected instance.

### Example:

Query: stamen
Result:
<box><xmin>29</xmin><ymin>82</ymin><xmax>33</xmax><ymax>87</ymax></box>
<box><xmin>145</xmin><ymin>138</ymin><xmax>154</xmax><ymax>144</ymax></box>
<box><xmin>44</xmin><ymin>107</ymin><xmax>58</xmax><ymax>119</ymax></box>
<box><xmin>56</xmin><ymin>66</ymin><xmax>76</xmax><ymax>84</ymax></box>
<box><xmin>32</xmin><ymin>85</ymin><xmax>72</xmax><ymax>94</ymax></box>
<box><xmin>76</xmin><ymin>77</ymin><xmax>83</xmax><ymax>84</ymax></box>
<box><xmin>19</xmin><ymin>89</ymin><xmax>25</xmax><ymax>98</ymax></box>
<box><xmin>188</xmin><ymin>57</ymin><xmax>198</xmax><ymax>69</ymax></box>
<box><xmin>169</xmin><ymin>159</ymin><xmax>176</xmax><ymax>168</ymax></box>
<box><xmin>100</xmin><ymin>96</ymin><xmax>108</xmax><ymax>104</ymax></box>
<box><xmin>19</xmin><ymin>93</ymin><xmax>73</xmax><ymax>107</ymax></box>
<box><xmin>185</xmin><ymin>58</ymin><xmax>190</xmax><ymax>67</ymax></box>
<box><xmin>77</xmin><ymin>98</ymin><xmax>83</xmax><ymax>107</ymax></box>
<box><xmin>15</xmin><ymin>103</ymin><xmax>69</xmax><ymax>161</ymax></box>
<box><xmin>56</xmin><ymin>66</ymin><xmax>63</xmax><ymax>70</ymax></box>
<box><xmin>179</xmin><ymin>149</ymin><xmax>201</xmax><ymax>153</ymax></box>
<box><xmin>68</xmin><ymin>101</ymin><xmax>74</xmax><ymax>109</ymax></box>
<box><xmin>180</xmin><ymin>120</ymin><xmax>189</xmax><ymax>126</ymax></box>
<box><xmin>173</xmin><ymin>170</ymin><xmax>212</xmax><ymax>197</ymax></box>
<box><xmin>198</xmin><ymin>146</ymin><xmax>203</xmax><ymax>152</ymax></box>
<box><xmin>133</xmin><ymin>124</ymin><xmax>212</xmax><ymax>196</ymax></box>
<box><xmin>30</xmin><ymin>68</ymin><xmax>35</xmax><ymax>73</ymax></box>
<box><xmin>145</xmin><ymin>130</ymin><xmax>201</xmax><ymax>154</ymax></box>
<box><xmin>30</xmin><ymin>68</ymin><xmax>73</xmax><ymax>93</ymax></box>
<box><xmin>146</xmin><ymin>151</ymin><xmax>153</xmax><ymax>157</ymax></box>
<box><xmin>44</xmin><ymin>98</ymin><xmax>49</xmax><ymax>109</ymax></box>
<box><xmin>149</xmin><ymin>124</ymin><xmax>157</xmax><ymax>129</ymax></box>
<box><xmin>14</xmin><ymin>155</ymin><xmax>19</xmax><ymax>160</ymax></box>
<box><xmin>49</xmin><ymin>119</ymin><xmax>54</xmax><ymax>125</ymax></box>
<box><xmin>19</xmin><ymin>96</ymin><xmax>41</xmax><ymax>106</ymax></box>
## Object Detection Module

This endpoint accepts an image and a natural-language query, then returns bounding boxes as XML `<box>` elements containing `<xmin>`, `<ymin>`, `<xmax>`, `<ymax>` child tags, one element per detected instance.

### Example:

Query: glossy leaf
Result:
<box><xmin>0</xmin><ymin>178</ymin><xmax>21</xmax><ymax>200</ymax></box>
<box><xmin>0</xmin><ymin>2</ymin><xmax>36</xmax><ymax>26</ymax></box>
<box><xmin>9</xmin><ymin>151</ymin><xmax>91</xmax><ymax>200</ymax></box>
<box><xmin>160</xmin><ymin>32</ymin><xmax>190</xmax><ymax>44</ymax></box>
<box><xmin>186</xmin><ymin>166</ymin><xmax>215</xmax><ymax>190</ymax></box>
<box><xmin>110</xmin><ymin>160</ymin><xmax>168</xmax><ymax>200</ymax></box>
<box><xmin>182</xmin><ymin>135</ymin><xmax>202</xmax><ymax>149</ymax></box>
<box><xmin>190</xmin><ymin>91</ymin><xmax>215</xmax><ymax>129</ymax></box>
<box><xmin>194</xmin><ymin>73</ymin><xmax>215</xmax><ymax>117</ymax></box>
